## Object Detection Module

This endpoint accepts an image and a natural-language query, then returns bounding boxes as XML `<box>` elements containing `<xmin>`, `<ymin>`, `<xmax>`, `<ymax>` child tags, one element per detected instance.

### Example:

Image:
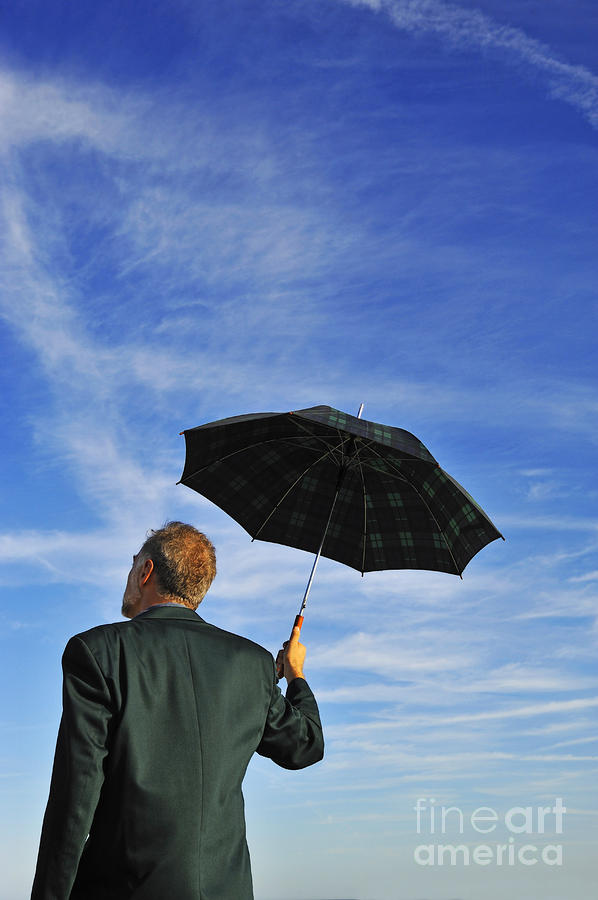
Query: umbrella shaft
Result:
<box><xmin>297</xmin><ymin>469</ymin><xmax>345</xmax><ymax>619</ymax></box>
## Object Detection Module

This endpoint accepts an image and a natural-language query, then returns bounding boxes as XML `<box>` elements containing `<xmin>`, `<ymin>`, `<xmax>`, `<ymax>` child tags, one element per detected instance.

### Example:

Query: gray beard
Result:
<box><xmin>121</xmin><ymin>594</ymin><xmax>135</xmax><ymax>616</ymax></box>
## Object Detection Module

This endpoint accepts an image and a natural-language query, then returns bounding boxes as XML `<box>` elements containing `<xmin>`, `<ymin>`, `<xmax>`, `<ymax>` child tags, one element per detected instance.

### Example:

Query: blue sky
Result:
<box><xmin>1</xmin><ymin>1</ymin><xmax>597</xmax><ymax>898</ymax></box>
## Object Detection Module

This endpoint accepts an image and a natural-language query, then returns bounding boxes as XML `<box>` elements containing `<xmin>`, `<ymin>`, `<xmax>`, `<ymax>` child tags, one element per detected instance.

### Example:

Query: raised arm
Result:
<box><xmin>257</xmin><ymin>626</ymin><xmax>324</xmax><ymax>770</ymax></box>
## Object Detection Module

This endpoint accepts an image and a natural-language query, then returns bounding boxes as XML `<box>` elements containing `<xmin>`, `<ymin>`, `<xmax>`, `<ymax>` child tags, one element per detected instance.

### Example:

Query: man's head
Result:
<box><xmin>122</xmin><ymin>522</ymin><xmax>216</xmax><ymax>619</ymax></box>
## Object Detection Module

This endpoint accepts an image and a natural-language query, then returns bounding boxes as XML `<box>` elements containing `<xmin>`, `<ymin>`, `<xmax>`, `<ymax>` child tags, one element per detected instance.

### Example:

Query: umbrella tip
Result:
<box><xmin>357</xmin><ymin>403</ymin><xmax>364</xmax><ymax>419</ymax></box>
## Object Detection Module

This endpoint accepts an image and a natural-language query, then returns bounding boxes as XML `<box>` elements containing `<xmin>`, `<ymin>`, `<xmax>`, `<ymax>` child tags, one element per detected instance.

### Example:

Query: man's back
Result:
<box><xmin>32</xmin><ymin>605</ymin><xmax>323</xmax><ymax>900</ymax></box>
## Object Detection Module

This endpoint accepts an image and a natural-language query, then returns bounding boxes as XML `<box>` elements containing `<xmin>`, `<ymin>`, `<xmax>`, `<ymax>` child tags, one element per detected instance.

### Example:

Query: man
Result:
<box><xmin>31</xmin><ymin>521</ymin><xmax>323</xmax><ymax>900</ymax></box>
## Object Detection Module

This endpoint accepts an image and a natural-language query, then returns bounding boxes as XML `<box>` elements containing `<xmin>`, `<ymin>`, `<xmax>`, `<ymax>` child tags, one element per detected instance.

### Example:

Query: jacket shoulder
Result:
<box><xmin>198</xmin><ymin>620</ymin><xmax>273</xmax><ymax>656</ymax></box>
<box><xmin>69</xmin><ymin>617</ymin><xmax>273</xmax><ymax>664</ymax></box>
<box><xmin>70</xmin><ymin>620</ymin><xmax>130</xmax><ymax>645</ymax></box>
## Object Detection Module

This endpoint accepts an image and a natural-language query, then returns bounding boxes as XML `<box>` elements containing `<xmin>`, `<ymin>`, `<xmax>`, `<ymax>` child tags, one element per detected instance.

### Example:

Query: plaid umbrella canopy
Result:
<box><xmin>178</xmin><ymin>405</ymin><xmax>503</xmax><ymax>629</ymax></box>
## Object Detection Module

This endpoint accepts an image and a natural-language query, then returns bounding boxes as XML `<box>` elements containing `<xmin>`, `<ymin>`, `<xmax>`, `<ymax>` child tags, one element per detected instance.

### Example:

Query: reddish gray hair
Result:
<box><xmin>140</xmin><ymin>521</ymin><xmax>216</xmax><ymax>609</ymax></box>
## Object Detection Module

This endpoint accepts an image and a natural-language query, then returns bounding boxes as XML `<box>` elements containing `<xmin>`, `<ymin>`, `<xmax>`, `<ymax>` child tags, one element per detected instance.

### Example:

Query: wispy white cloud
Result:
<box><xmin>323</xmin><ymin>697</ymin><xmax>598</xmax><ymax>743</ymax></box>
<box><xmin>0</xmin><ymin>183</ymin><xmax>169</xmax><ymax>549</ymax></box>
<box><xmin>341</xmin><ymin>0</ymin><xmax>598</xmax><ymax>127</ymax></box>
<box><xmin>521</xmin><ymin>719</ymin><xmax>597</xmax><ymax>738</ymax></box>
<box><xmin>513</xmin><ymin>588</ymin><xmax>598</xmax><ymax>621</ymax></box>
<box><xmin>318</xmin><ymin>664</ymin><xmax>598</xmax><ymax>703</ymax></box>
<box><xmin>496</xmin><ymin>513</ymin><xmax>598</xmax><ymax>532</ymax></box>
<box><xmin>340</xmin><ymin>747</ymin><xmax>598</xmax><ymax>765</ymax></box>
<box><xmin>543</xmin><ymin>735</ymin><xmax>598</xmax><ymax>750</ymax></box>
<box><xmin>570</xmin><ymin>570</ymin><xmax>598</xmax><ymax>583</ymax></box>
<box><xmin>310</xmin><ymin>629</ymin><xmax>477</xmax><ymax>678</ymax></box>
<box><xmin>526</xmin><ymin>480</ymin><xmax>563</xmax><ymax>501</ymax></box>
<box><xmin>434</xmin><ymin>695</ymin><xmax>598</xmax><ymax>724</ymax></box>
<box><xmin>448</xmin><ymin>663</ymin><xmax>598</xmax><ymax>695</ymax></box>
<box><xmin>0</xmin><ymin>70</ymin><xmax>139</xmax><ymax>153</ymax></box>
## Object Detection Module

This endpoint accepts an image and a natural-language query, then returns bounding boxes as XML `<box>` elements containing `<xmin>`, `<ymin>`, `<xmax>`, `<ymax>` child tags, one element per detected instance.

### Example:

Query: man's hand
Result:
<box><xmin>276</xmin><ymin>625</ymin><xmax>306</xmax><ymax>683</ymax></box>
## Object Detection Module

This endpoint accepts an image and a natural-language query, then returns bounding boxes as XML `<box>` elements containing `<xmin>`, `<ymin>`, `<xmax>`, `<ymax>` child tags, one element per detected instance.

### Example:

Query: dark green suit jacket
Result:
<box><xmin>31</xmin><ymin>605</ymin><xmax>324</xmax><ymax>900</ymax></box>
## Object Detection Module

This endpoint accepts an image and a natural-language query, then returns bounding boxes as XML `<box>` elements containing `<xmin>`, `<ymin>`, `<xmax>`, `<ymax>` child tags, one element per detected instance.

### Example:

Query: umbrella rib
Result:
<box><xmin>362</xmin><ymin>446</ymin><xmax>463</xmax><ymax>577</ymax></box>
<box><xmin>251</xmin><ymin>436</ymin><xmax>351</xmax><ymax>541</ymax></box>
<box><xmin>352</xmin><ymin>445</ymin><xmax>369</xmax><ymax>576</ymax></box>
<box><xmin>288</xmin><ymin>416</ymin><xmax>349</xmax><ymax>466</ymax></box>
<box><xmin>178</xmin><ymin>433</ymin><xmax>333</xmax><ymax>483</ymax></box>
<box><xmin>348</xmin><ymin>436</ymin><xmax>435</xmax><ymax>464</ymax></box>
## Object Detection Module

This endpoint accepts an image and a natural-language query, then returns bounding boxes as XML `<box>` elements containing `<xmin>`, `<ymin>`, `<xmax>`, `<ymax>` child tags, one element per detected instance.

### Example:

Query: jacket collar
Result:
<box><xmin>133</xmin><ymin>603</ymin><xmax>206</xmax><ymax>623</ymax></box>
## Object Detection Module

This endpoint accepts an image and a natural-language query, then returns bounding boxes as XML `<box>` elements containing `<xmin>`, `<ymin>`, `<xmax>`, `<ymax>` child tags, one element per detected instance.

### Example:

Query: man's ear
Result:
<box><xmin>140</xmin><ymin>557</ymin><xmax>154</xmax><ymax>586</ymax></box>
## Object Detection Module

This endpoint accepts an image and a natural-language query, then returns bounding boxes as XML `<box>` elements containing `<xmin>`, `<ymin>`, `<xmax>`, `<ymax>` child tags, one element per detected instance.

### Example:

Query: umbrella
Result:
<box><xmin>178</xmin><ymin>405</ymin><xmax>504</xmax><ymax>636</ymax></box>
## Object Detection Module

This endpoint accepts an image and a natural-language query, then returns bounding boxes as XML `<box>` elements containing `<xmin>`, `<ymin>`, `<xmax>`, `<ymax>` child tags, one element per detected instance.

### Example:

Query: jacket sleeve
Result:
<box><xmin>31</xmin><ymin>636</ymin><xmax>113</xmax><ymax>900</ymax></box>
<box><xmin>256</xmin><ymin>661</ymin><xmax>324</xmax><ymax>770</ymax></box>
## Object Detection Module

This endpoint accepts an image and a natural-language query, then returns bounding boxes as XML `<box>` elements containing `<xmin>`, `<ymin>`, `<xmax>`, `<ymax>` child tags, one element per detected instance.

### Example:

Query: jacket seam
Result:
<box><xmin>183</xmin><ymin>632</ymin><xmax>204</xmax><ymax>899</ymax></box>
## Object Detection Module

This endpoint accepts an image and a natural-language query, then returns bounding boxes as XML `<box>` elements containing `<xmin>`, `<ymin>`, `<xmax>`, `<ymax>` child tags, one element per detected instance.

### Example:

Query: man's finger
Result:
<box><xmin>288</xmin><ymin>624</ymin><xmax>302</xmax><ymax>643</ymax></box>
